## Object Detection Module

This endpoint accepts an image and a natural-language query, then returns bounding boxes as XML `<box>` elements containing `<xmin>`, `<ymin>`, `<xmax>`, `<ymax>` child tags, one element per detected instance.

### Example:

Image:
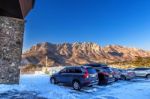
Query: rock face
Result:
<box><xmin>0</xmin><ymin>16</ymin><xmax>24</xmax><ymax>84</ymax></box>
<box><xmin>104</xmin><ymin>45</ymin><xmax>150</xmax><ymax>61</ymax></box>
<box><xmin>22</xmin><ymin>42</ymin><xmax>150</xmax><ymax>67</ymax></box>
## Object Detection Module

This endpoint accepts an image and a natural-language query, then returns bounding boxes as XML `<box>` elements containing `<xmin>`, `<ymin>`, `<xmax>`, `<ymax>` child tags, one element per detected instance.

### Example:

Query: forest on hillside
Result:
<box><xmin>110</xmin><ymin>57</ymin><xmax>150</xmax><ymax>68</ymax></box>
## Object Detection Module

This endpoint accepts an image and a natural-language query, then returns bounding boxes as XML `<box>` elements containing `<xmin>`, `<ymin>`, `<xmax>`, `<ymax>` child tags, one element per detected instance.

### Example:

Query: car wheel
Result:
<box><xmin>121</xmin><ymin>75</ymin><xmax>126</xmax><ymax>80</ymax></box>
<box><xmin>146</xmin><ymin>74</ymin><xmax>150</xmax><ymax>79</ymax></box>
<box><xmin>115</xmin><ymin>78</ymin><xmax>118</xmax><ymax>81</ymax></box>
<box><xmin>73</xmin><ymin>81</ymin><xmax>81</xmax><ymax>90</ymax></box>
<box><xmin>51</xmin><ymin>77</ymin><xmax>56</xmax><ymax>84</ymax></box>
<box><xmin>98</xmin><ymin>74</ymin><xmax>106</xmax><ymax>85</ymax></box>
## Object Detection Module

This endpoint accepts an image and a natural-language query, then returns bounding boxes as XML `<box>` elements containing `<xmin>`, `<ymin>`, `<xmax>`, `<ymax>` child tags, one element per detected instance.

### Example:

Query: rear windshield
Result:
<box><xmin>86</xmin><ymin>64</ymin><xmax>107</xmax><ymax>67</ymax></box>
<box><xmin>86</xmin><ymin>68</ymin><xmax>97</xmax><ymax>74</ymax></box>
<box><xmin>102</xmin><ymin>67</ymin><xmax>112</xmax><ymax>73</ymax></box>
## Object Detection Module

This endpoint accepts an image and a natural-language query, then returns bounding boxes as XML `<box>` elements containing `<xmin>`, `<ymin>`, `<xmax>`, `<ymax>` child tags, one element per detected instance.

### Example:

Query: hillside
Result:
<box><xmin>110</xmin><ymin>57</ymin><xmax>150</xmax><ymax>68</ymax></box>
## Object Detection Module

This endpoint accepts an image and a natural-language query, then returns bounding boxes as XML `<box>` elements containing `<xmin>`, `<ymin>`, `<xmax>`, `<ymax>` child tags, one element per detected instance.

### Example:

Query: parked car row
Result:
<box><xmin>50</xmin><ymin>64</ymin><xmax>150</xmax><ymax>90</ymax></box>
<box><xmin>85</xmin><ymin>64</ymin><xmax>115</xmax><ymax>84</ymax></box>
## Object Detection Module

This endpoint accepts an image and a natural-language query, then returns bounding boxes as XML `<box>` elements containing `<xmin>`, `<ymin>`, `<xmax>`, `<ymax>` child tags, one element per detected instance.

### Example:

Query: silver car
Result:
<box><xmin>119</xmin><ymin>69</ymin><xmax>135</xmax><ymax>80</ymax></box>
<box><xmin>133</xmin><ymin>68</ymin><xmax>150</xmax><ymax>79</ymax></box>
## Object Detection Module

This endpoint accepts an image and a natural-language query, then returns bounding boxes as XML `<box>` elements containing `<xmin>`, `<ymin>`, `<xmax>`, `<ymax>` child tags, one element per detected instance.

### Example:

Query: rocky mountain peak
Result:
<box><xmin>22</xmin><ymin>42</ymin><xmax>150</xmax><ymax>67</ymax></box>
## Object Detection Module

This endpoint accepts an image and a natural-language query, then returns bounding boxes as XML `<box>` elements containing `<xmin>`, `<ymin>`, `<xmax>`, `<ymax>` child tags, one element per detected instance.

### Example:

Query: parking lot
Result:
<box><xmin>0</xmin><ymin>74</ymin><xmax>150</xmax><ymax>99</ymax></box>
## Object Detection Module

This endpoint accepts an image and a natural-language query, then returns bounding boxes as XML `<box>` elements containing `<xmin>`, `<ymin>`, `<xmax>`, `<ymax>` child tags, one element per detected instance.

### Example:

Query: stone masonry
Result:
<box><xmin>0</xmin><ymin>16</ymin><xmax>24</xmax><ymax>84</ymax></box>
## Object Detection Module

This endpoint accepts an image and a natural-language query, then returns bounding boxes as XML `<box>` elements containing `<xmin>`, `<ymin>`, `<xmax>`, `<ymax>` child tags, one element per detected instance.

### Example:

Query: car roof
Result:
<box><xmin>64</xmin><ymin>66</ymin><xmax>92</xmax><ymax>69</ymax></box>
<box><xmin>134</xmin><ymin>67</ymin><xmax>150</xmax><ymax>69</ymax></box>
<box><xmin>81</xmin><ymin>66</ymin><xmax>93</xmax><ymax>68</ymax></box>
<box><xmin>84</xmin><ymin>63</ymin><xmax>108</xmax><ymax>67</ymax></box>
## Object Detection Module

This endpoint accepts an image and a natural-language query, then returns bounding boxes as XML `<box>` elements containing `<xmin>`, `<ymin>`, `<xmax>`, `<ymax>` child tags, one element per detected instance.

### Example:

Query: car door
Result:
<box><xmin>134</xmin><ymin>68</ymin><xmax>145</xmax><ymax>76</ymax></box>
<box><xmin>134</xmin><ymin>69</ymin><xmax>141</xmax><ymax>76</ymax></box>
<box><xmin>58</xmin><ymin>67</ymin><xmax>74</xmax><ymax>84</ymax></box>
<box><xmin>57</xmin><ymin>68</ymin><xmax>68</xmax><ymax>83</ymax></box>
<box><xmin>138</xmin><ymin>68</ymin><xmax>149</xmax><ymax>76</ymax></box>
<box><xmin>67</xmin><ymin>67</ymin><xmax>76</xmax><ymax>84</ymax></box>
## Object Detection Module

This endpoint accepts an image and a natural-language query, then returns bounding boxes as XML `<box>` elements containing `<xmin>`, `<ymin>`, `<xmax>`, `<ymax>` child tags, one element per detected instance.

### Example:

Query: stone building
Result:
<box><xmin>0</xmin><ymin>0</ymin><xmax>35</xmax><ymax>84</ymax></box>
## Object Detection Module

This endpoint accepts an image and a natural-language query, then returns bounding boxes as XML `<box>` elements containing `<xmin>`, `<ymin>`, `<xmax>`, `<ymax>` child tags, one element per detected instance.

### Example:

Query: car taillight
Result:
<box><xmin>83</xmin><ymin>69</ymin><xmax>89</xmax><ymax>79</ymax></box>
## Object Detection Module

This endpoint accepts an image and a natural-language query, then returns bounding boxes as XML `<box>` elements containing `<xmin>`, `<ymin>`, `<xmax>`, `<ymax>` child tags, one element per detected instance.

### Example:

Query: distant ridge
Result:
<box><xmin>22</xmin><ymin>42</ymin><xmax>150</xmax><ymax>67</ymax></box>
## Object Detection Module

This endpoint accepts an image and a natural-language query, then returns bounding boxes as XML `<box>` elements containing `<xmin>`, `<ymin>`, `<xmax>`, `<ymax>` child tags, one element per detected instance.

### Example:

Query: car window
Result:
<box><xmin>136</xmin><ymin>68</ymin><xmax>142</xmax><ymax>70</ymax></box>
<box><xmin>60</xmin><ymin>68</ymin><xmax>66</xmax><ymax>73</ymax></box>
<box><xmin>75</xmin><ymin>68</ymin><xmax>82</xmax><ymax>73</ymax></box>
<box><xmin>134</xmin><ymin>68</ymin><xmax>149</xmax><ymax>71</ymax></box>
<box><xmin>67</xmin><ymin>68</ymin><xmax>75</xmax><ymax>73</ymax></box>
<box><xmin>102</xmin><ymin>68</ymin><xmax>112</xmax><ymax>73</ymax></box>
<box><xmin>85</xmin><ymin>64</ymin><xmax>108</xmax><ymax>67</ymax></box>
<box><xmin>64</xmin><ymin>67</ymin><xmax>82</xmax><ymax>73</ymax></box>
<box><xmin>144</xmin><ymin>68</ymin><xmax>150</xmax><ymax>70</ymax></box>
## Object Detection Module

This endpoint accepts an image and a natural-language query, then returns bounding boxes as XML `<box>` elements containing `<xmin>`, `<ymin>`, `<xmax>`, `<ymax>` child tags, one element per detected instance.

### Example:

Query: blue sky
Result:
<box><xmin>23</xmin><ymin>0</ymin><xmax>150</xmax><ymax>51</ymax></box>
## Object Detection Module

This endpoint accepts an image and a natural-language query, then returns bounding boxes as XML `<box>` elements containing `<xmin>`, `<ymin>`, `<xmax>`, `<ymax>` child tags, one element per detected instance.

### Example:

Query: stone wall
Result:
<box><xmin>0</xmin><ymin>16</ymin><xmax>24</xmax><ymax>84</ymax></box>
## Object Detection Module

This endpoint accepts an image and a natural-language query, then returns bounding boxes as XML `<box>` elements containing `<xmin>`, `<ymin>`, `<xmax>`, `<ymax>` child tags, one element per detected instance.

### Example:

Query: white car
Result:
<box><xmin>133</xmin><ymin>68</ymin><xmax>150</xmax><ymax>79</ymax></box>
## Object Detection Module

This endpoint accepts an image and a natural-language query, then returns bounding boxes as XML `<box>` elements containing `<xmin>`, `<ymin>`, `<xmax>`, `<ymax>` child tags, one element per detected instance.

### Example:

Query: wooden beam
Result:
<box><xmin>19</xmin><ymin>0</ymin><xmax>35</xmax><ymax>18</ymax></box>
<box><xmin>0</xmin><ymin>0</ymin><xmax>35</xmax><ymax>19</ymax></box>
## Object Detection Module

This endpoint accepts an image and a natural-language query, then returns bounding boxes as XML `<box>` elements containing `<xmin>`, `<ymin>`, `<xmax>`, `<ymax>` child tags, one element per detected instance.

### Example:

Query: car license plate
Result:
<box><xmin>109</xmin><ymin>75</ymin><xmax>113</xmax><ymax>77</ymax></box>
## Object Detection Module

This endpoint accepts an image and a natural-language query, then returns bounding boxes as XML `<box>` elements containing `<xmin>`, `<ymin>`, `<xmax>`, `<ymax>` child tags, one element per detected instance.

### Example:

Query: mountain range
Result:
<box><xmin>21</xmin><ymin>42</ymin><xmax>150</xmax><ymax>67</ymax></box>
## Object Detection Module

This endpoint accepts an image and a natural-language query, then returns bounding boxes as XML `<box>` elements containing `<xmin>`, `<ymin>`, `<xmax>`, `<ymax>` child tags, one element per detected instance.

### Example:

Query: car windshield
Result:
<box><xmin>86</xmin><ymin>68</ymin><xmax>97</xmax><ymax>74</ymax></box>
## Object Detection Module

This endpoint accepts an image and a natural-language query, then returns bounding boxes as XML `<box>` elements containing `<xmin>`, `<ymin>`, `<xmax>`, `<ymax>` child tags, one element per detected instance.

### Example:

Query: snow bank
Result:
<box><xmin>0</xmin><ymin>74</ymin><xmax>77</xmax><ymax>99</ymax></box>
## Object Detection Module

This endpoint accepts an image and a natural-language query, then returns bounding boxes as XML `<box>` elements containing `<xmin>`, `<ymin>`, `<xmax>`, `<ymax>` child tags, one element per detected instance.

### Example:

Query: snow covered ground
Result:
<box><xmin>0</xmin><ymin>74</ymin><xmax>150</xmax><ymax>99</ymax></box>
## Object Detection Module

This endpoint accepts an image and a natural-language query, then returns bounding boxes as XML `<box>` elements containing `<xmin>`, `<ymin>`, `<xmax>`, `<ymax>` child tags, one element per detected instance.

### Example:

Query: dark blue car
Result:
<box><xmin>85</xmin><ymin>64</ymin><xmax>115</xmax><ymax>84</ymax></box>
<box><xmin>50</xmin><ymin>66</ymin><xmax>99</xmax><ymax>90</ymax></box>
